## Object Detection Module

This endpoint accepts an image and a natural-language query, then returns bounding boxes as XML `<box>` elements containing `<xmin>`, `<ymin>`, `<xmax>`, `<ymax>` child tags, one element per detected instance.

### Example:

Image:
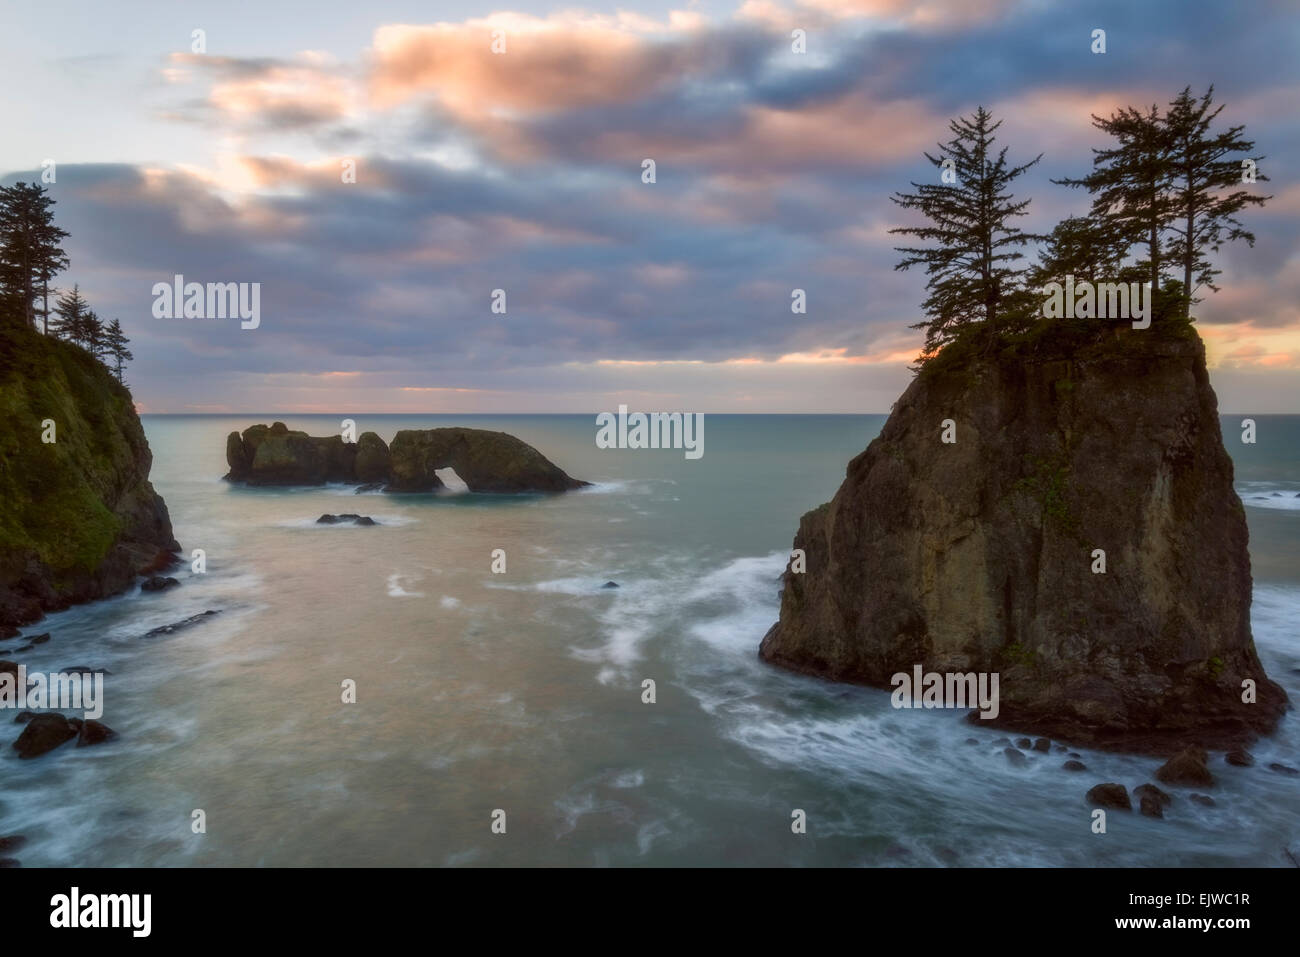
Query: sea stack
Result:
<box><xmin>759</xmin><ymin>324</ymin><xmax>1288</xmax><ymax>752</ymax></box>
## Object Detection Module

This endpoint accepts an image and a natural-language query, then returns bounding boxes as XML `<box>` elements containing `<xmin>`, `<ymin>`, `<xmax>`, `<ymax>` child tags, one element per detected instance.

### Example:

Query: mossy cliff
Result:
<box><xmin>760</xmin><ymin>322</ymin><xmax>1288</xmax><ymax>752</ymax></box>
<box><xmin>0</xmin><ymin>324</ymin><xmax>178</xmax><ymax>630</ymax></box>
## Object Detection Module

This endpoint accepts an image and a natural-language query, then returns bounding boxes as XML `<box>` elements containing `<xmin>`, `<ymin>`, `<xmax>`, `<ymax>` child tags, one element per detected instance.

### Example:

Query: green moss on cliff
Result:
<box><xmin>0</xmin><ymin>324</ymin><xmax>135</xmax><ymax>577</ymax></box>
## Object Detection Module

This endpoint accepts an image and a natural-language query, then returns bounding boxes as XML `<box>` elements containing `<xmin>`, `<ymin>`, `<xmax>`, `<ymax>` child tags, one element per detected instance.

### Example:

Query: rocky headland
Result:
<box><xmin>760</xmin><ymin>322</ymin><xmax>1289</xmax><ymax>753</ymax></box>
<box><xmin>224</xmin><ymin>422</ymin><xmax>588</xmax><ymax>493</ymax></box>
<box><xmin>0</xmin><ymin>324</ymin><xmax>179</xmax><ymax>632</ymax></box>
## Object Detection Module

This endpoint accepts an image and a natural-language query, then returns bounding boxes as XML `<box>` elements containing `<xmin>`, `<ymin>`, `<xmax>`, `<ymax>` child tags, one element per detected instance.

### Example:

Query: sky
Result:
<box><xmin>1</xmin><ymin>0</ymin><xmax>1297</xmax><ymax>413</ymax></box>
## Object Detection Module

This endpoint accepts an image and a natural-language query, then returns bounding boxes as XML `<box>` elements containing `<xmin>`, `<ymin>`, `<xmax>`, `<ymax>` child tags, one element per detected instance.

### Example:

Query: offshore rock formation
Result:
<box><xmin>0</xmin><ymin>326</ymin><xmax>179</xmax><ymax>630</ymax></box>
<box><xmin>224</xmin><ymin>423</ymin><xmax>588</xmax><ymax>493</ymax></box>
<box><xmin>760</xmin><ymin>324</ymin><xmax>1287</xmax><ymax>752</ymax></box>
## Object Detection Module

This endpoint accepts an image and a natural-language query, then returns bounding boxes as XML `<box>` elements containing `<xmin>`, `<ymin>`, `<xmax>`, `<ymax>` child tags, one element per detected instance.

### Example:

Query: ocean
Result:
<box><xmin>2</xmin><ymin>413</ymin><xmax>1297</xmax><ymax>866</ymax></box>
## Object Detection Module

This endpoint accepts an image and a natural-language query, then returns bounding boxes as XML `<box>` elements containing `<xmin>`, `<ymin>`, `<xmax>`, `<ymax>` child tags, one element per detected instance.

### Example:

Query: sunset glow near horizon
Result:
<box><xmin>3</xmin><ymin>0</ymin><xmax>1297</xmax><ymax>413</ymax></box>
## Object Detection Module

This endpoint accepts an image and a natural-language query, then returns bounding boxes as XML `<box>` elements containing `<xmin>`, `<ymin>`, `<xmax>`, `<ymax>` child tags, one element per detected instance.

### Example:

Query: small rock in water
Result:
<box><xmin>1267</xmin><ymin>763</ymin><xmax>1299</xmax><ymax>776</ymax></box>
<box><xmin>1139</xmin><ymin>795</ymin><xmax>1165</xmax><ymax>818</ymax></box>
<box><xmin>1225</xmin><ymin>749</ymin><xmax>1254</xmax><ymax>767</ymax></box>
<box><xmin>964</xmin><ymin>737</ymin><xmax>980</xmax><ymax>745</ymax></box>
<box><xmin>1003</xmin><ymin>747</ymin><xmax>1027</xmax><ymax>767</ymax></box>
<box><xmin>992</xmin><ymin>737</ymin><xmax>1012</xmax><ymax>747</ymax></box>
<box><xmin>601</xmin><ymin>581</ymin><xmax>620</xmax><ymax>589</ymax></box>
<box><xmin>1156</xmin><ymin>746</ymin><xmax>1215</xmax><ymax>787</ymax></box>
<box><xmin>1086</xmin><ymin>783</ymin><xmax>1131</xmax><ymax>810</ymax></box>
<box><xmin>1134</xmin><ymin>783</ymin><xmax>1172</xmax><ymax>808</ymax></box>
<box><xmin>76</xmin><ymin>720</ymin><xmax>117</xmax><ymax>748</ymax></box>
<box><xmin>1189</xmin><ymin>793</ymin><xmax>1216</xmax><ymax>807</ymax></box>
<box><xmin>1062</xmin><ymin>760</ymin><xmax>1087</xmax><ymax>772</ymax></box>
<box><xmin>317</xmin><ymin>513</ymin><xmax>377</xmax><ymax>526</ymax></box>
<box><xmin>1053</xmin><ymin>744</ymin><xmax>1068</xmax><ymax>753</ymax></box>
<box><xmin>27</xmin><ymin>633</ymin><xmax>52</xmax><ymax>645</ymax></box>
<box><xmin>140</xmin><ymin>576</ymin><xmax>179</xmax><ymax>592</ymax></box>
<box><xmin>0</xmin><ymin>835</ymin><xmax>27</xmax><ymax>852</ymax></box>
<box><xmin>1015</xmin><ymin>737</ymin><xmax>1031</xmax><ymax>749</ymax></box>
<box><xmin>12</xmin><ymin>713</ymin><xmax>78</xmax><ymax>759</ymax></box>
<box><xmin>1032</xmin><ymin>737</ymin><xmax>1051</xmax><ymax>753</ymax></box>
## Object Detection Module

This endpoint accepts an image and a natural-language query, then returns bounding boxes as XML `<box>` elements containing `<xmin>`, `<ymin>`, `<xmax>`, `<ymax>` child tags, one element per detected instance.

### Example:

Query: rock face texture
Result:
<box><xmin>224</xmin><ymin>424</ymin><xmax>587</xmax><ymax>493</ymax></box>
<box><xmin>759</xmin><ymin>326</ymin><xmax>1287</xmax><ymax>752</ymax></box>
<box><xmin>0</xmin><ymin>326</ymin><xmax>179</xmax><ymax>630</ymax></box>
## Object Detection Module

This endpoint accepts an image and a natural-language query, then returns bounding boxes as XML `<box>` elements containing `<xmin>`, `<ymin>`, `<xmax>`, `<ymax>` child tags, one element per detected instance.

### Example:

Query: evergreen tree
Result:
<box><xmin>891</xmin><ymin>107</ymin><xmax>1044</xmax><ymax>358</ymax></box>
<box><xmin>1030</xmin><ymin>215</ymin><xmax>1128</xmax><ymax>288</ymax></box>
<box><xmin>1163</xmin><ymin>86</ymin><xmax>1270</xmax><ymax>319</ymax></box>
<box><xmin>1055</xmin><ymin>104</ymin><xmax>1175</xmax><ymax>302</ymax></box>
<box><xmin>52</xmin><ymin>284</ymin><xmax>90</xmax><ymax>343</ymax></box>
<box><xmin>83</xmin><ymin>310</ymin><xmax>106</xmax><ymax>356</ymax></box>
<box><xmin>0</xmin><ymin>182</ymin><xmax>69</xmax><ymax>332</ymax></box>
<box><xmin>103</xmin><ymin>318</ymin><xmax>133</xmax><ymax>382</ymax></box>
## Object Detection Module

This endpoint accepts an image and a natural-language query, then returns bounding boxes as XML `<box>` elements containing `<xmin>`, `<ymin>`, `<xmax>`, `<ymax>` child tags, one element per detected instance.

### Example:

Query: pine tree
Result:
<box><xmin>83</xmin><ymin>310</ymin><xmax>106</xmax><ymax>357</ymax></box>
<box><xmin>1163</xmin><ymin>86</ymin><xmax>1271</xmax><ymax>319</ymax></box>
<box><xmin>1054</xmin><ymin>104</ymin><xmax>1175</xmax><ymax>303</ymax></box>
<box><xmin>103</xmin><ymin>318</ymin><xmax>133</xmax><ymax>382</ymax></box>
<box><xmin>52</xmin><ymin>284</ymin><xmax>89</xmax><ymax>343</ymax></box>
<box><xmin>0</xmin><ymin>182</ymin><xmax>68</xmax><ymax>332</ymax></box>
<box><xmin>1030</xmin><ymin>215</ymin><xmax>1129</xmax><ymax>288</ymax></box>
<box><xmin>891</xmin><ymin>107</ymin><xmax>1044</xmax><ymax>358</ymax></box>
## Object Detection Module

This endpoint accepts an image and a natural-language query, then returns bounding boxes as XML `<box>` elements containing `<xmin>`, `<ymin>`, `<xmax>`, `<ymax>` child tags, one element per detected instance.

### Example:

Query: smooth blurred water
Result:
<box><xmin>1</xmin><ymin>413</ymin><xmax>1296</xmax><ymax>866</ymax></box>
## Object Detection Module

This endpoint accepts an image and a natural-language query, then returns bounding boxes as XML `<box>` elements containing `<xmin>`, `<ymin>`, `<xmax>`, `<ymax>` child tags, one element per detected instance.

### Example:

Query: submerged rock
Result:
<box><xmin>140</xmin><ymin>609</ymin><xmax>221</xmax><ymax>639</ymax></box>
<box><xmin>1268</xmin><ymin>763</ymin><xmax>1300</xmax><ymax>776</ymax></box>
<box><xmin>140</xmin><ymin>576</ymin><xmax>179</xmax><ymax>592</ymax></box>
<box><xmin>12</xmin><ymin>713</ymin><xmax>78</xmax><ymax>758</ymax></box>
<box><xmin>1062</xmin><ymin>759</ymin><xmax>1088</xmax><ymax>772</ymax></box>
<box><xmin>316</xmin><ymin>514</ymin><xmax>378</xmax><ymax>526</ymax></box>
<box><xmin>1189</xmin><ymin>793</ymin><xmax>1216</xmax><ymax>807</ymax></box>
<box><xmin>1225</xmin><ymin>749</ymin><xmax>1254</xmax><ymax>767</ymax></box>
<box><xmin>759</xmin><ymin>326</ymin><xmax>1286</xmax><ymax>752</ymax></box>
<box><xmin>1086</xmin><ymin>783</ymin><xmax>1131</xmax><ymax>810</ymax></box>
<box><xmin>601</xmin><ymin>581</ymin><xmax>620</xmax><ymax>589</ymax></box>
<box><xmin>0</xmin><ymin>835</ymin><xmax>26</xmax><ymax>853</ymax></box>
<box><xmin>1003</xmin><ymin>747</ymin><xmax>1027</xmax><ymax>767</ymax></box>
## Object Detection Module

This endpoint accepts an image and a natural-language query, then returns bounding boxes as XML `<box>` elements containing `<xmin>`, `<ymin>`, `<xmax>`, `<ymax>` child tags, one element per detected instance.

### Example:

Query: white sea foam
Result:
<box><xmin>387</xmin><ymin>574</ymin><xmax>424</xmax><ymax>598</ymax></box>
<box><xmin>1237</xmin><ymin>482</ymin><xmax>1300</xmax><ymax>510</ymax></box>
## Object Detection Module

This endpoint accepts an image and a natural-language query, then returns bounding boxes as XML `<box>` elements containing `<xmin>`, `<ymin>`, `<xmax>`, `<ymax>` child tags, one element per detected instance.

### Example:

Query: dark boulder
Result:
<box><xmin>1062</xmin><ymin>759</ymin><xmax>1087</xmax><ymax>772</ymax></box>
<box><xmin>1139</xmin><ymin>795</ymin><xmax>1165</xmax><ymax>818</ymax></box>
<box><xmin>1032</xmin><ymin>737</ymin><xmax>1051</xmax><ymax>753</ymax></box>
<box><xmin>76</xmin><ymin>719</ymin><xmax>117</xmax><ymax>747</ymax></box>
<box><xmin>12</xmin><ymin>713</ymin><xmax>78</xmax><ymax>758</ymax></box>
<box><xmin>1225</xmin><ymin>749</ymin><xmax>1254</xmax><ymax>767</ymax></box>
<box><xmin>1156</xmin><ymin>746</ymin><xmax>1215</xmax><ymax>787</ymax></box>
<box><xmin>1086</xmin><ymin>783</ymin><xmax>1131</xmax><ymax>810</ymax></box>
<box><xmin>1134</xmin><ymin>783</ymin><xmax>1172</xmax><ymax>808</ymax></box>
